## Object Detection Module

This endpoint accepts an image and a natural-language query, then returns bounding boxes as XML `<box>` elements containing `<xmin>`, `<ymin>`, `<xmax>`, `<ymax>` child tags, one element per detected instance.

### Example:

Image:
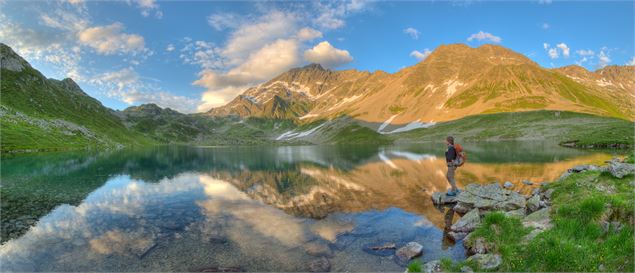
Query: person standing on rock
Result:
<box><xmin>445</xmin><ymin>136</ymin><xmax>465</xmax><ymax>196</ymax></box>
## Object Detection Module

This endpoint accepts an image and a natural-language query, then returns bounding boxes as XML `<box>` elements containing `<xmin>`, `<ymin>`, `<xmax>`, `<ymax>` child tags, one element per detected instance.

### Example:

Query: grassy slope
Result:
<box><xmin>395</xmin><ymin>110</ymin><xmax>634</xmax><ymax>147</ymax></box>
<box><xmin>440</xmin><ymin>168</ymin><xmax>634</xmax><ymax>272</ymax></box>
<box><xmin>1</xmin><ymin>68</ymin><xmax>154</xmax><ymax>152</ymax></box>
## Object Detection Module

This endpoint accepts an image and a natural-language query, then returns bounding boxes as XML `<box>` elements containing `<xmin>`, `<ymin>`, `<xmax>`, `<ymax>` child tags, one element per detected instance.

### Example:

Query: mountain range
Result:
<box><xmin>1</xmin><ymin>43</ymin><xmax>633</xmax><ymax>152</ymax></box>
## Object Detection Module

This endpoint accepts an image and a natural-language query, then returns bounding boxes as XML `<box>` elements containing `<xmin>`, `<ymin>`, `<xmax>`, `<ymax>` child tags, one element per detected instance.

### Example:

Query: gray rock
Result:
<box><xmin>522</xmin><ymin>229</ymin><xmax>543</xmax><ymax>243</ymax></box>
<box><xmin>607</xmin><ymin>161</ymin><xmax>635</xmax><ymax>179</ymax></box>
<box><xmin>542</xmin><ymin>189</ymin><xmax>555</xmax><ymax>200</ymax></box>
<box><xmin>522</xmin><ymin>180</ymin><xmax>534</xmax><ymax>185</ymax></box>
<box><xmin>571</xmin><ymin>164</ymin><xmax>598</xmax><ymax>173</ymax></box>
<box><xmin>451</xmin><ymin>208</ymin><xmax>481</xmax><ymax>233</ymax></box>
<box><xmin>431</xmin><ymin>192</ymin><xmax>458</xmax><ymax>205</ymax></box>
<box><xmin>308</xmin><ymin>257</ymin><xmax>331</xmax><ymax>272</ymax></box>
<box><xmin>467</xmin><ymin>253</ymin><xmax>502</xmax><ymax>270</ymax></box>
<box><xmin>523</xmin><ymin>208</ymin><xmax>552</xmax><ymax>230</ymax></box>
<box><xmin>503</xmin><ymin>181</ymin><xmax>514</xmax><ymax>188</ymax></box>
<box><xmin>526</xmin><ymin>194</ymin><xmax>541</xmax><ymax>213</ymax></box>
<box><xmin>395</xmin><ymin>242</ymin><xmax>423</xmax><ymax>264</ymax></box>
<box><xmin>460</xmin><ymin>266</ymin><xmax>474</xmax><ymax>273</ymax></box>
<box><xmin>448</xmin><ymin>231</ymin><xmax>469</xmax><ymax>241</ymax></box>
<box><xmin>304</xmin><ymin>241</ymin><xmax>333</xmax><ymax>257</ymax></box>
<box><xmin>422</xmin><ymin>260</ymin><xmax>442</xmax><ymax>273</ymax></box>
<box><xmin>456</xmin><ymin>183</ymin><xmax>526</xmax><ymax>212</ymax></box>
<box><xmin>453</xmin><ymin>202</ymin><xmax>472</xmax><ymax>214</ymax></box>
<box><xmin>465</xmin><ymin>237</ymin><xmax>490</xmax><ymax>254</ymax></box>
<box><xmin>505</xmin><ymin>208</ymin><xmax>526</xmax><ymax>218</ymax></box>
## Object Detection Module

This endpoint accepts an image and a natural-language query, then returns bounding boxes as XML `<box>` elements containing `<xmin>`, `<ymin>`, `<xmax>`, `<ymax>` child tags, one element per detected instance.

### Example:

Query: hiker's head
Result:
<box><xmin>446</xmin><ymin>136</ymin><xmax>454</xmax><ymax>145</ymax></box>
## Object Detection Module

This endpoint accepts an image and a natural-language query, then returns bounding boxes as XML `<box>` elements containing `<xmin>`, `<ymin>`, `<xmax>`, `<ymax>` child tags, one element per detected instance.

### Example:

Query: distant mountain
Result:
<box><xmin>0</xmin><ymin>43</ymin><xmax>153</xmax><ymax>152</ymax></box>
<box><xmin>207</xmin><ymin>44</ymin><xmax>634</xmax><ymax>129</ymax></box>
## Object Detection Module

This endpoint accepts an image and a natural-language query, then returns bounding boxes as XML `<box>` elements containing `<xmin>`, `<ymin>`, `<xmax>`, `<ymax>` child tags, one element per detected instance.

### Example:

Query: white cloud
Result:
<box><xmin>78</xmin><ymin>23</ymin><xmax>146</xmax><ymax>55</ymax></box>
<box><xmin>556</xmin><ymin>43</ymin><xmax>570</xmax><ymax>58</ymax></box>
<box><xmin>467</xmin><ymin>31</ymin><xmax>502</xmax><ymax>43</ymax></box>
<box><xmin>297</xmin><ymin>27</ymin><xmax>323</xmax><ymax>41</ymax></box>
<box><xmin>166</xmin><ymin>44</ymin><xmax>175</xmax><ymax>52</ymax></box>
<box><xmin>207</xmin><ymin>13</ymin><xmax>242</xmax><ymax>31</ymax></box>
<box><xmin>576</xmin><ymin>49</ymin><xmax>595</xmax><ymax>56</ymax></box>
<box><xmin>538</xmin><ymin>0</ymin><xmax>552</xmax><ymax>4</ymax></box>
<box><xmin>312</xmin><ymin>1</ymin><xmax>369</xmax><ymax>30</ymax></box>
<box><xmin>403</xmin><ymin>27</ymin><xmax>420</xmax><ymax>39</ymax></box>
<box><xmin>130</xmin><ymin>0</ymin><xmax>162</xmax><ymax>19</ymax></box>
<box><xmin>547</xmin><ymin>48</ymin><xmax>559</xmax><ymax>59</ymax></box>
<box><xmin>409</xmin><ymin>49</ymin><xmax>432</xmax><ymax>61</ymax></box>
<box><xmin>542</xmin><ymin>23</ymin><xmax>550</xmax><ymax>29</ymax></box>
<box><xmin>90</xmin><ymin>67</ymin><xmax>199</xmax><ymax>113</ymax></box>
<box><xmin>627</xmin><ymin>57</ymin><xmax>635</xmax><ymax>66</ymax></box>
<box><xmin>303</xmin><ymin>41</ymin><xmax>353</xmax><ymax>68</ymax></box>
<box><xmin>597</xmin><ymin>48</ymin><xmax>611</xmax><ymax>68</ymax></box>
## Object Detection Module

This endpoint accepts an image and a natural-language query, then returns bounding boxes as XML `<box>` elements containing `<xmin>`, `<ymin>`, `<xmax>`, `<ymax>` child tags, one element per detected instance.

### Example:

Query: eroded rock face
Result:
<box><xmin>451</xmin><ymin>208</ymin><xmax>481</xmax><ymax>233</ymax></box>
<box><xmin>395</xmin><ymin>242</ymin><xmax>423</xmax><ymax>264</ymax></box>
<box><xmin>467</xmin><ymin>253</ymin><xmax>502</xmax><ymax>270</ymax></box>
<box><xmin>454</xmin><ymin>184</ymin><xmax>526</xmax><ymax>212</ymax></box>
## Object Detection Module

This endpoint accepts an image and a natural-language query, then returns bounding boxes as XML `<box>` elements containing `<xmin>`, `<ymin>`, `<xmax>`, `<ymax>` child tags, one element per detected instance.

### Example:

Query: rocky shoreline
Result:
<box><xmin>411</xmin><ymin>157</ymin><xmax>635</xmax><ymax>272</ymax></box>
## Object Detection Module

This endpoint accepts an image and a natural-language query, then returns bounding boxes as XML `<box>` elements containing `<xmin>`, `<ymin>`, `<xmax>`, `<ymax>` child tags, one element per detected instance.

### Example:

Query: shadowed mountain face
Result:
<box><xmin>207</xmin><ymin>44</ymin><xmax>635</xmax><ymax>127</ymax></box>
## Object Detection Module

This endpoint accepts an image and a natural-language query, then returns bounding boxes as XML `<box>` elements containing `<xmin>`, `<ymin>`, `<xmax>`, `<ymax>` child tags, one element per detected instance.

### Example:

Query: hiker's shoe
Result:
<box><xmin>446</xmin><ymin>190</ymin><xmax>457</xmax><ymax>196</ymax></box>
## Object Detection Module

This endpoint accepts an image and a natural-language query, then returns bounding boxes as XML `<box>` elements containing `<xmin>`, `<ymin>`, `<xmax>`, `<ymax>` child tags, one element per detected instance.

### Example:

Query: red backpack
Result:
<box><xmin>454</xmin><ymin>143</ymin><xmax>467</xmax><ymax>167</ymax></box>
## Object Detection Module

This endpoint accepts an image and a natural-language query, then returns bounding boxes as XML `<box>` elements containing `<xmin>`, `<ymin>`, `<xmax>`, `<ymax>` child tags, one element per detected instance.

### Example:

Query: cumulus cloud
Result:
<box><xmin>90</xmin><ymin>67</ymin><xmax>199</xmax><ymax>113</ymax></box>
<box><xmin>556</xmin><ymin>43</ymin><xmax>570</xmax><ymax>58</ymax></box>
<box><xmin>409</xmin><ymin>49</ymin><xmax>432</xmax><ymax>61</ymax></box>
<box><xmin>130</xmin><ymin>0</ymin><xmax>162</xmax><ymax>18</ymax></box>
<box><xmin>627</xmin><ymin>57</ymin><xmax>635</xmax><ymax>66</ymax></box>
<box><xmin>166</xmin><ymin>44</ymin><xmax>175</xmax><ymax>52</ymax></box>
<box><xmin>303</xmin><ymin>41</ymin><xmax>353</xmax><ymax>68</ymax></box>
<box><xmin>543</xmin><ymin>42</ymin><xmax>569</xmax><ymax>59</ymax></box>
<box><xmin>403</xmin><ymin>27</ymin><xmax>420</xmax><ymax>39</ymax></box>
<box><xmin>297</xmin><ymin>27</ymin><xmax>323</xmax><ymax>41</ymax></box>
<box><xmin>467</xmin><ymin>31</ymin><xmax>502</xmax><ymax>43</ymax></box>
<box><xmin>78</xmin><ymin>23</ymin><xmax>146</xmax><ymax>55</ymax></box>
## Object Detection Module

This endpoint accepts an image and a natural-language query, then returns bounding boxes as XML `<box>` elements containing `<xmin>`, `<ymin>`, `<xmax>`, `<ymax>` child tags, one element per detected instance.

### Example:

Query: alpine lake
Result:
<box><xmin>0</xmin><ymin>142</ymin><xmax>626</xmax><ymax>271</ymax></box>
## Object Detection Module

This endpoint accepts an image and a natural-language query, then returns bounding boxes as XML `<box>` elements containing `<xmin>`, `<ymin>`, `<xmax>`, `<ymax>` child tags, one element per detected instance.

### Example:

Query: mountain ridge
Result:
<box><xmin>207</xmin><ymin>43</ymin><xmax>634</xmax><ymax>127</ymax></box>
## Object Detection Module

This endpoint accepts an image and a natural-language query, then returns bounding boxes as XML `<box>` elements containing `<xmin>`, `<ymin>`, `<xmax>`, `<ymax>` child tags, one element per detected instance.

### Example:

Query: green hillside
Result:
<box><xmin>394</xmin><ymin>110</ymin><xmax>634</xmax><ymax>148</ymax></box>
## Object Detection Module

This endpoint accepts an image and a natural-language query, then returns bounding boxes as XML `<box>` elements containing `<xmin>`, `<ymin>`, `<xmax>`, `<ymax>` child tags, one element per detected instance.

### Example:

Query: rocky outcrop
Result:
<box><xmin>454</xmin><ymin>183</ymin><xmax>526</xmax><ymax>212</ymax></box>
<box><xmin>449</xmin><ymin>208</ymin><xmax>481</xmax><ymax>240</ymax></box>
<box><xmin>431</xmin><ymin>192</ymin><xmax>457</xmax><ymax>205</ymax></box>
<box><xmin>606</xmin><ymin>159</ymin><xmax>635</xmax><ymax>178</ymax></box>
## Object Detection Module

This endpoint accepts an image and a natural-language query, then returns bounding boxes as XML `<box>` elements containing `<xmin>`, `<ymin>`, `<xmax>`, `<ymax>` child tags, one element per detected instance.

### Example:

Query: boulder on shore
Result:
<box><xmin>522</xmin><ymin>207</ymin><xmax>552</xmax><ymax>230</ymax></box>
<box><xmin>451</xmin><ymin>208</ymin><xmax>481</xmax><ymax>233</ymax></box>
<box><xmin>606</xmin><ymin>160</ymin><xmax>635</xmax><ymax>179</ymax></box>
<box><xmin>454</xmin><ymin>183</ymin><xmax>526</xmax><ymax>213</ymax></box>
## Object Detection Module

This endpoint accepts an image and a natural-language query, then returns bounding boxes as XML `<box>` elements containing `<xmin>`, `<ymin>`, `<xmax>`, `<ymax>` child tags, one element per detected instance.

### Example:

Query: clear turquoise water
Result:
<box><xmin>0</xmin><ymin>143</ymin><xmax>623</xmax><ymax>271</ymax></box>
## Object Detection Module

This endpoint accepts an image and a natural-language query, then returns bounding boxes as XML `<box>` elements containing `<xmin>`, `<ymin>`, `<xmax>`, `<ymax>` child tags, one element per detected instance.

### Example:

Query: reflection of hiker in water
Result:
<box><xmin>441</xmin><ymin>207</ymin><xmax>456</xmax><ymax>247</ymax></box>
<box><xmin>444</xmin><ymin>136</ymin><xmax>466</xmax><ymax>196</ymax></box>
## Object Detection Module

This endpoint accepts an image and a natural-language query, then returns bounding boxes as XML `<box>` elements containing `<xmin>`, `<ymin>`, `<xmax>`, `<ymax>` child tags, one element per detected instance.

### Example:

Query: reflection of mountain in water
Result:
<box><xmin>0</xmin><ymin>143</ymin><xmax>620</xmax><ymax>242</ymax></box>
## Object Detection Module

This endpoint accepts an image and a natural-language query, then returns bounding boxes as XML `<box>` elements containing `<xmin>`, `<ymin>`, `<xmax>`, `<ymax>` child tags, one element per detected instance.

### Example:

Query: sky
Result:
<box><xmin>1</xmin><ymin>0</ymin><xmax>633</xmax><ymax>113</ymax></box>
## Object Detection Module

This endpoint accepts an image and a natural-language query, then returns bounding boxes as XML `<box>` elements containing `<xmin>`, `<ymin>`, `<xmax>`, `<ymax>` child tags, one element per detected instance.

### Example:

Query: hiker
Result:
<box><xmin>445</xmin><ymin>136</ymin><xmax>465</xmax><ymax>196</ymax></box>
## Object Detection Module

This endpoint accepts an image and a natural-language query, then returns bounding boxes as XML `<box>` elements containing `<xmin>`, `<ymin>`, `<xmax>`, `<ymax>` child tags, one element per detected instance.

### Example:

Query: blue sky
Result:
<box><xmin>1</xmin><ymin>0</ymin><xmax>633</xmax><ymax>113</ymax></box>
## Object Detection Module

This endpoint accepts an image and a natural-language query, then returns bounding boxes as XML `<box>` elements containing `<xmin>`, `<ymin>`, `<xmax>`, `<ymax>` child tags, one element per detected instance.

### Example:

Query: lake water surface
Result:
<box><xmin>0</xmin><ymin>143</ymin><xmax>624</xmax><ymax>271</ymax></box>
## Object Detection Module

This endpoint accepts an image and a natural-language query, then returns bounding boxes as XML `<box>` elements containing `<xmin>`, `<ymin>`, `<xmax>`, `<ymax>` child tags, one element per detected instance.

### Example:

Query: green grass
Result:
<box><xmin>329</xmin><ymin>123</ymin><xmax>393</xmax><ymax>144</ymax></box>
<box><xmin>407</xmin><ymin>260</ymin><xmax>422</xmax><ymax>272</ymax></box>
<box><xmin>396</xmin><ymin>110</ymin><xmax>634</xmax><ymax>148</ymax></box>
<box><xmin>442</xmin><ymin>170</ymin><xmax>635</xmax><ymax>272</ymax></box>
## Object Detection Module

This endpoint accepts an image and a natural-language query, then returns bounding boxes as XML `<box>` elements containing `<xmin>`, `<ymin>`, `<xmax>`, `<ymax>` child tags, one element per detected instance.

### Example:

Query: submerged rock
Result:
<box><xmin>467</xmin><ymin>253</ymin><xmax>502</xmax><ymax>270</ymax></box>
<box><xmin>307</xmin><ymin>257</ymin><xmax>331</xmax><ymax>272</ymax></box>
<box><xmin>362</xmin><ymin>242</ymin><xmax>396</xmax><ymax>256</ymax></box>
<box><xmin>522</xmin><ymin>180</ymin><xmax>534</xmax><ymax>185</ymax></box>
<box><xmin>395</xmin><ymin>242</ymin><xmax>423</xmax><ymax>264</ymax></box>
<box><xmin>503</xmin><ymin>181</ymin><xmax>514</xmax><ymax>189</ymax></box>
